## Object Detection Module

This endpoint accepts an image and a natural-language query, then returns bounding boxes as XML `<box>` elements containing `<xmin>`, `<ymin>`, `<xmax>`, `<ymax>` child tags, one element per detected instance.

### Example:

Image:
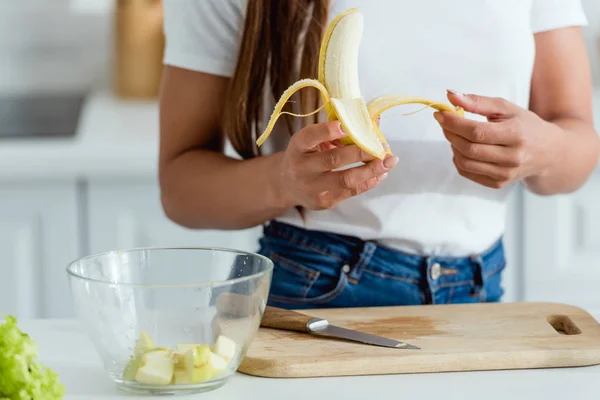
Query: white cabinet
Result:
<box><xmin>499</xmin><ymin>186</ymin><xmax>523</xmax><ymax>303</ymax></box>
<box><xmin>0</xmin><ymin>182</ymin><xmax>81</xmax><ymax>319</ymax></box>
<box><xmin>86</xmin><ymin>180</ymin><xmax>262</xmax><ymax>254</ymax></box>
<box><xmin>523</xmin><ymin>172</ymin><xmax>600</xmax><ymax>310</ymax></box>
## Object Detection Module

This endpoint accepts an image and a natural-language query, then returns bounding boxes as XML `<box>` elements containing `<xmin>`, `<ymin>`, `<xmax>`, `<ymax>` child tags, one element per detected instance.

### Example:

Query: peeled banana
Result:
<box><xmin>256</xmin><ymin>8</ymin><xmax>464</xmax><ymax>160</ymax></box>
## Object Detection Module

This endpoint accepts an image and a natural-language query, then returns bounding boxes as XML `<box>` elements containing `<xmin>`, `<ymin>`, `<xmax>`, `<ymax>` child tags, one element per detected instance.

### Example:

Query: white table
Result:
<box><xmin>23</xmin><ymin>315</ymin><xmax>600</xmax><ymax>400</ymax></box>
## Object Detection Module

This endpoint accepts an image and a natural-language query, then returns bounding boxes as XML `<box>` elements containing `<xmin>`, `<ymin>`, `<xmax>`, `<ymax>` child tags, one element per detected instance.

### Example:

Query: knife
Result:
<box><xmin>261</xmin><ymin>306</ymin><xmax>420</xmax><ymax>350</ymax></box>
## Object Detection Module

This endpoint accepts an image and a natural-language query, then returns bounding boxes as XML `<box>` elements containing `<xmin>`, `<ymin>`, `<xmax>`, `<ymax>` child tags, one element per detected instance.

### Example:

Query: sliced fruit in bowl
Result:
<box><xmin>121</xmin><ymin>331</ymin><xmax>238</xmax><ymax>388</ymax></box>
<box><xmin>66</xmin><ymin>247</ymin><xmax>273</xmax><ymax>395</ymax></box>
<box><xmin>134</xmin><ymin>348</ymin><xmax>175</xmax><ymax>385</ymax></box>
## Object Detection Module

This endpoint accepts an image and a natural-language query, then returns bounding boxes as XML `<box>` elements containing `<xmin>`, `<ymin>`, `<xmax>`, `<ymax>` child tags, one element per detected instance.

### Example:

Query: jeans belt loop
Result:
<box><xmin>423</xmin><ymin>257</ymin><xmax>436</xmax><ymax>305</ymax></box>
<box><xmin>470</xmin><ymin>254</ymin><xmax>485</xmax><ymax>299</ymax></box>
<box><xmin>347</xmin><ymin>241</ymin><xmax>377</xmax><ymax>284</ymax></box>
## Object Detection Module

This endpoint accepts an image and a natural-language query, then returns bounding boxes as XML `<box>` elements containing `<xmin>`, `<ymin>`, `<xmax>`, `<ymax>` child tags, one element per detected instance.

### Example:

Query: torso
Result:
<box><xmin>272</xmin><ymin>0</ymin><xmax>538</xmax><ymax>256</ymax></box>
<box><xmin>163</xmin><ymin>0</ymin><xmax>581</xmax><ymax>257</ymax></box>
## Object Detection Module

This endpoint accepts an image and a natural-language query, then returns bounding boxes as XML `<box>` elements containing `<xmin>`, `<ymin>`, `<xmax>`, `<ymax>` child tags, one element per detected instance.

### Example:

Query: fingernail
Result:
<box><xmin>338</xmin><ymin>122</ymin><xmax>346</xmax><ymax>136</ymax></box>
<box><xmin>383</xmin><ymin>156</ymin><xmax>399</xmax><ymax>169</ymax></box>
<box><xmin>433</xmin><ymin>112</ymin><xmax>444</xmax><ymax>124</ymax></box>
<box><xmin>378</xmin><ymin>172</ymin><xmax>388</xmax><ymax>181</ymax></box>
<box><xmin>447</xmin><ymin>89</ymin><xmax>464</xmax><ymax>97</ymax></box>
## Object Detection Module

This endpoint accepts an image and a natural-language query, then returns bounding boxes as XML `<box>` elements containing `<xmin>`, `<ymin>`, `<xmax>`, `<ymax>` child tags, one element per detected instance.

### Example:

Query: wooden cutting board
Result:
<box><xmin>237</xmin><ymin>302</ymin><xmax>600</xmax><ymax>378</ymax></box>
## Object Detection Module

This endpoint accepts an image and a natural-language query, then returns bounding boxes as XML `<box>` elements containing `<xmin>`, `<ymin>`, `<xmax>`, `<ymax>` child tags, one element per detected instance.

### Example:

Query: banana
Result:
<box><xmin>255</xmin><ymin>8</ymin><xmax>464</xmax><ymax>160</ymax></box>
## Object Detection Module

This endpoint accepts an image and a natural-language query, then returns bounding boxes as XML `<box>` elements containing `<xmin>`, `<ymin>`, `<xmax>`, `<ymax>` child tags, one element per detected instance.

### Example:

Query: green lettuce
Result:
<box><xmin>0</xmin><ymin>315</ymin><xmax>65</xmax><ymax>399</ymax></box>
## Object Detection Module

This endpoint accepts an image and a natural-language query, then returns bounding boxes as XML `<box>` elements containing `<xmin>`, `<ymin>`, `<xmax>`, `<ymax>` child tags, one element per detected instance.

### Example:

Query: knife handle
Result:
<box><xmin>261</xmin><ymin>306</ymin><xmax>317</xmax><ymax>332</ymax></box>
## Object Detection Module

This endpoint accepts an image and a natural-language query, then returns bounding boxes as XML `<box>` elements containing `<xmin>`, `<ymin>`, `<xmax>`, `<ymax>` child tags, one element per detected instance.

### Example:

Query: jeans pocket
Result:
<box><xmin>266</xmin><ymin>252</ymin><xmax>348</xmax><ymax>306</ymax></box>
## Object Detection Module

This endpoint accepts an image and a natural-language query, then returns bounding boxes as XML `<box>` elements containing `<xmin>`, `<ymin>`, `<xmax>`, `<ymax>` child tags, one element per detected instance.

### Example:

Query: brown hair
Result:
<box><xmin>222</xmin><ymin>0</ymin><xmax>330</xmax><ymax>159</ymax></box>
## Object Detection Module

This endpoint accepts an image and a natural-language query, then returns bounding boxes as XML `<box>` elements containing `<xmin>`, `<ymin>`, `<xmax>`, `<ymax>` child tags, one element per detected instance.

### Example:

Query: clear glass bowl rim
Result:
<box><xmin>65</xmin><ymin>246</ymin><xmax>274</xmax><ymax>289</ymax></box>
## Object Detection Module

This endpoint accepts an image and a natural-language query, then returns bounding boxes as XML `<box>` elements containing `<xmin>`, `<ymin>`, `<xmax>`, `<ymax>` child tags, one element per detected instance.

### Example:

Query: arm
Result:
<box><xmin>158</xmin><ymin>66</ymin><xmax>394</xmax><ymax>230</ymax></box>
<box><xmin>158</xmin><ymin>66</ymin><xmax>288</xmax><ymax>230</ymax></box>
<box><xmin>434</xmin><ymin>27</ymin><xmax>600</xmax><ymax>195</ymax></box>
<box><xmin>525</xmin><ymin>27</ymin><xmax>600</xmax><ymax>194</ymax></box>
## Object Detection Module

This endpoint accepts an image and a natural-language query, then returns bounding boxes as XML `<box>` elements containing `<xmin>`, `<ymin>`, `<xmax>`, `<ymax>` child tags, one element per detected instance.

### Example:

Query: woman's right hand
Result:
<box><xmin>275</xmin><ymin>120</ymin><xmax>398</xmax><ymax>210</ymax></box>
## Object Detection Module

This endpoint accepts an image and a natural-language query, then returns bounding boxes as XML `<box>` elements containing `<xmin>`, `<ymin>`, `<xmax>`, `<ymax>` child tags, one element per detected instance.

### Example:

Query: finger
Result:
<box><xmin>293</xmin><ymin>121</ymin><xmax>346</xmax><ymax>152</ymax></box>
<box><xmin>307</xmin><ymin>144</ymin><xmax>375</xmax><ymax>172</ymax></box>
<box><xmin>316</xmin><ymin>176</ymin><xmax>381</xmax><ymax>208</ymax></box>
<box><xmin>326</xmin><ymin>157</ymin><xmax>393</xmax><ymax>192</ymax></box>
<box><xmin>452</xmin><ymin>152</ymin><xmax>516</xmax><ymax>183</ymax></box>
<box><xmin>318</xmin><ymin>142</ymin><xmax>337</xmax><ymax>152</ymax></box>
<box><xmin>318</xmin><ymin>138</ymin><xmax>346</xmax><ymax>152</ymax></box>
<box><xmin>435</xmin><ymin>112</ymin><xmax>520</xmax><ymax>146</ymax></box>
<box><xmin>455</xmin><ymin>168</ymin><xmax>510</xmax><ymax>190</ymax></box>
<box><xmin>446</xmin><ymin>90</ymin><xmax>518</xmax><ymax>120</ymax></box>
<box><xmin>443</xmin><ymin>130</ymin><xmax>523</xmax><ymax>166</ymax></box>
<box><xmin>374</xmin><ymin>117</ymin><xmax>390</xmax><ymax>152</ymax></box>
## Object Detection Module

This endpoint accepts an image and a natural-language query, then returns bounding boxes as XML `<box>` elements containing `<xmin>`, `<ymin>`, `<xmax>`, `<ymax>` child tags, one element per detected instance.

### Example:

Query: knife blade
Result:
<box><xmin>261</xmin><ymin>306</ymin><xmax>420</xmax><ymax>350</ymax></box>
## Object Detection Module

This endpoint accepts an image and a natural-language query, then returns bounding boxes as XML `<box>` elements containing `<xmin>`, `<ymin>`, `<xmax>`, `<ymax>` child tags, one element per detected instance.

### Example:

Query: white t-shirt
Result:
<box><xmin>162</xmin><ymin>0</ymin><xmax>588</xmax><ymax>257</ymax></box>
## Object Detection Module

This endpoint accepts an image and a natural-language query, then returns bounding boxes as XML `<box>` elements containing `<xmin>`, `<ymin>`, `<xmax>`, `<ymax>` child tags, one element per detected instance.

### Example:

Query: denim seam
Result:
<box><xmin>269</xmin><ymin>253</ymin><xmax>319</xmax><ymax>279</ymax></box>
<box><xmin>269</xmin><ymin>253</ymin><xmax>319</xmax><ymax>297</ymax></box>
<box><xmin>302</xmin><ymin>271</ymin><xmax>321</xmax><ymax>298</ymax></box>
<box><xmin>436</xmin><ymin>260</ymin><xmax>505</xmax><ymax>289</ymax></box>
<box><xmin>447</xmin><ymin>286</ymin><xmax>455</xmax><ymax>303</ymax></box>
<box><xmin>483</xmin><ymin>261</ymin><xmax>506</xmax><ymax>279</ymax></box>
<box><xmin>362</xmin><ymin>269</ymin><xmax>420</xmax><ymax>284</ymax></box>
<box><xmin>271</xmin><ymin>231</ymin><xmax>345</xmax><ymax>261</ymax></box>
<box><xmin>438</xmin><ymin>280</ymin><xmax>474</xmax><ymax>289</ymax></box>
<box><xmin>268</xmin><ymin>271</ymin><xmax>348</xmax><ymax>305</ymax></box>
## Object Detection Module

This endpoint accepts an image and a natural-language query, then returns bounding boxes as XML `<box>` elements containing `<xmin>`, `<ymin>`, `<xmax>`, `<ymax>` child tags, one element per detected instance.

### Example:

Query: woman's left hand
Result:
<box><xmin>434</xmin><ymin>90</ymin><xmax>562</xmax><ymax>189</ymax></box>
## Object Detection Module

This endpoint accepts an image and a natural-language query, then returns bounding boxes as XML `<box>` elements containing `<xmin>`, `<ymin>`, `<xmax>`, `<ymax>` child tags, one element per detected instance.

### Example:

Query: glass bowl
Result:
<box><xmin>66</xmin><ymin>247</ymin><xmax>273</xmax><ymax>395</ymax></box>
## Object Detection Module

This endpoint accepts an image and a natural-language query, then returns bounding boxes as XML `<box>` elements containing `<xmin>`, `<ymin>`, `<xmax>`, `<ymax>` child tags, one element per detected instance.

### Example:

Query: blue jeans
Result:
<box><xmin>257</xmin><ymin>221</ymin><xmax>506</xmax><ymax>309</ymax></box>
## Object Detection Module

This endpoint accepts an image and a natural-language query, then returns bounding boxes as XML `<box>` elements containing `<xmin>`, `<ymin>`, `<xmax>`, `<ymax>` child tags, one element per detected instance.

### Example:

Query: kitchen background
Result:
<box><xmin>1</xmin><ymin>0</ymin><xmax>599</xmax><ymax>319</ymax></box>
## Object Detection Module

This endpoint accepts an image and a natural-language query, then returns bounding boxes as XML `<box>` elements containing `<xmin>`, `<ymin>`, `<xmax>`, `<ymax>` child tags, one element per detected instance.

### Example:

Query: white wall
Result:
<box><xmin>0</xmin><ymin>0</ymin><xmax>111</xmax><ymax>93</ymax></box>
<box><xmin>1</xmin><ymin>0</ymin><xmax>600</xmax><ymax>93</ymax></box>
<box><xmin>582</xmin><ymin>0</ymin><xmax>600</xmax><ymax>83</ymax></box>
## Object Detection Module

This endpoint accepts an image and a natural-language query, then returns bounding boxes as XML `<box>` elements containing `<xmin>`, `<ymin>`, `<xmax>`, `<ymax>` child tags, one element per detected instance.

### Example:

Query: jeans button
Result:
<box><xmin>430</xmin><ymin>263</ymin><xmax>441</xmax><ymax>280</ymax></box>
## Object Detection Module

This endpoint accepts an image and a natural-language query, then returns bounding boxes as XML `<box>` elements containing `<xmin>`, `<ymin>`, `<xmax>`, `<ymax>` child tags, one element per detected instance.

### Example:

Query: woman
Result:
<box><xmin>158</xmin><ymin>1</ymin><xmax>600</xmax><ymax>309</ymax></box>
